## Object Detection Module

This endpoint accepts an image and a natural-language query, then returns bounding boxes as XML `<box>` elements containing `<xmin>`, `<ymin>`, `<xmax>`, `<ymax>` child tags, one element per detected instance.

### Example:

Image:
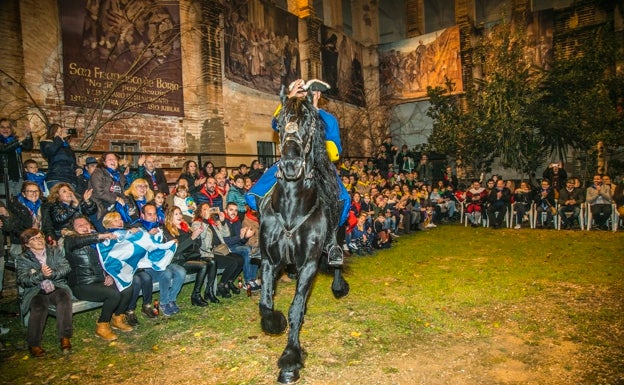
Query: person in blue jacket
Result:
<box><xmin>245</xmin><ymin>79</ymin><xmax>350</xmax><ymax>265</ymax></box>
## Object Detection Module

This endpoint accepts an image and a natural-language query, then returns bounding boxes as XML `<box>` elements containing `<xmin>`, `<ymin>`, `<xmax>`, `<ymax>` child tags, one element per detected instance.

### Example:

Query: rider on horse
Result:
<box><xmin>245</xmin><ymin>79</ymin><xmax>351</xmax><ymax>266</ymax></box>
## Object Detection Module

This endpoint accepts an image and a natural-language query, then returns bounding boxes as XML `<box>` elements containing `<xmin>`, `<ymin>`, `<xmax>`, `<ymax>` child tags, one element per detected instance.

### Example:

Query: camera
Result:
<box><xmin>209</xmin><ymin>207</ymin><xmax>220</xmax><ymax>215</ymax></box>
<box><xmin>66</xmin><ymin>128</ymin><xmax>78</xmax><ymax>136</ymax></box>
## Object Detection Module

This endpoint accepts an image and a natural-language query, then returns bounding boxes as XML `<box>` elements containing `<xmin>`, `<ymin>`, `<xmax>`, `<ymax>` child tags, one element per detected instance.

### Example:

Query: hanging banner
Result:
<box><xmin>59</xmin><ymin>0</ymin><xmax>184</xmax><ymax>117</ymax></box>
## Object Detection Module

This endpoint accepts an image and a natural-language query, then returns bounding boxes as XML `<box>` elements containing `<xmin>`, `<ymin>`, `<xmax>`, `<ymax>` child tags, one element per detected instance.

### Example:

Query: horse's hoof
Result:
<box><xmin>332</xmin><ymin>281</ymin><xmax>350</xmax><ymax>299</ymax></box>
<box><xmin>278</xmin><ymin>369</ymin><xmax>300</xmax><ymax>384</ymax></box>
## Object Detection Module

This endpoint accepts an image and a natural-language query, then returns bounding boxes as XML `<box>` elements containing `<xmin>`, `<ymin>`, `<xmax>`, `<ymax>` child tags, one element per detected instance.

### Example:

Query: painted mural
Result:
<box><xmin>320</xmin><ymin>26</ymin><xmax>366</xmax><ymax>107</ymax></box>
<box><xmin>59</xmin><ymin>0</ymin><xmax>184</xmax><ymax>117</ymax></box>
<box><xmin>379</xmin><ymin>26</ymin><xmax>463</xmax><ymax>102</ymax></box>
<box><xmin>223</xmin><ymin>0</ymin><xmax>300</xmax><ymax>94</ymax></box>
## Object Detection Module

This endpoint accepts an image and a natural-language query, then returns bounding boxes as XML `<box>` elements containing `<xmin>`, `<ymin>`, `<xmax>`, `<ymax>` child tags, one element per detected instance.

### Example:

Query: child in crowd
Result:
<box><xmin>173</xmin><ymin>185</ymin><xmax>196</xmax><ymax>221</ymax></box>
<box><xmin>23</xmin><ymin>159</ymin><xmax>49</xmax><ymax>197</ymax></box>
<box><xmin>152</xmin><ymin>191</ymin><xmax>166</xmax><ymax>224</ymax></box>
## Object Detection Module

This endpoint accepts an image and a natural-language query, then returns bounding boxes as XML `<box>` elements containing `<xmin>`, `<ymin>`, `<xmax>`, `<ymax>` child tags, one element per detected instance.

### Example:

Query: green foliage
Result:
<box><xmin>427</xmin><ymin>18</ymin><xmax>623</xmax><ymax>177</ymax></box>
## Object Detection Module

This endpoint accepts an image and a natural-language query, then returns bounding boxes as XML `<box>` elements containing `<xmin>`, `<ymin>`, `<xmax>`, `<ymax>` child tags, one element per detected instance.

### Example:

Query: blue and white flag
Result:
<box><xmin>97</xmin><ymin>229</ymin><xmax>177</xmax><ymax>291</ymax></box>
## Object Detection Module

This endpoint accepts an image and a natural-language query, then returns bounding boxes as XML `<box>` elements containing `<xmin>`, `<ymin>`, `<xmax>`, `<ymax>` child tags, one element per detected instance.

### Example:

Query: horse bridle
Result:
<box><xmin>276</xmin><ymin>104</ymin><xmax>317</xmax><ymax>180</ymax></box>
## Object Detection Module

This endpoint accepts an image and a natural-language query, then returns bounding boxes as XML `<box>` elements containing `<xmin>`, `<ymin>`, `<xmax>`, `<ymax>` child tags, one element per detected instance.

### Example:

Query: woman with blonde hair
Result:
<box><xmin>122</xmin><ymin>178</ymin><xmax>153</xmax><ymax>224</ymax></box>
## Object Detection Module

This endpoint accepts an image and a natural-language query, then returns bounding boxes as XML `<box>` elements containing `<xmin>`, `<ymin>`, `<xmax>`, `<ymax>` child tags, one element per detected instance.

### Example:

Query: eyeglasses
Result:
<box><xmin>137</xmin><ymin>185</ymin><xmax>148</xmax><ymax>188</ymax></box>
<box><xmin>24</xmin><ymin>190</ymin><xmax>40</xmax><ymax>194</ymax></box>
<box><xmin>0</xmin><ymin>125</ymin><xmax>11</xmax><ymax>129</ymax></box>
<box><xmin>28</xmin><ymin>235</ymin><xmax>44</xmax><ymax>242</ymax></box>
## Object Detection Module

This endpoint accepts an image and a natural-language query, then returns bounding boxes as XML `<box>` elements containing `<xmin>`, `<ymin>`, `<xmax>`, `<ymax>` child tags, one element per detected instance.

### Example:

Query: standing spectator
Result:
<box><xmin>415</xmin><ymin>154</ymin><xmax>433</xmax><ymax>184</ymax></box>
<box><xmin>65</xmin><ymin>215</ymin><xmax>133</xmax><ymax>340</ymax></box>
<box><xmin>0</xmin><ymin>201</ymin><xmax>8</xmax><ymax>300</ymax></box>
<box><xmin>16</xmin><ymin>228</ymin><xmax>73</xmax><ymax>357</ymax></box>
<box><xmin>586</xmin><ymin>174</ymin><xmax>614</xmax><ymax>230</ymax></box>
<box><xmin>395</xmin><ymin>145</ymin><xmax>414</xmax><ymax>174</ymax></box>
<box><xmin>39</xmin><ymin>123</ymin><xmax>80</xmax><ymax>190</ymax></box>
<box><xmin>542</xmin><ymin>162</ymin><xmax>567</xmax><ymax>196</ymax></box>
<box><xmin>89</xmin><ymin>153</ymin><xmax>128</xmax><ymax>228</ymax></box>
<box><xmin>75</xmin><ymin>156</ymin><xmax>99</xmax><ymax>196</ymax></box>
<box><xmin>0</xmin><ymin>118</ymin><xmax>33</xmax><ymax>199</ymax></box>
<box><xmin>558</xmin><ymin>178</ymin><xmax>584</xmax><ymax>229</ymax></box>
<box><xmin>135</xmin><ymin>155</ymin><xmax>170</xmax><ymax>195</ymax></box>
<box><xmin>614</xmin><ymin>177</ymin><xmax>624</xmax><ymax>219</ymax></box>
<box><xmin>487</xmin><ymin>179</ymin><xmax>511</xmax><ymax>229</ymax></box>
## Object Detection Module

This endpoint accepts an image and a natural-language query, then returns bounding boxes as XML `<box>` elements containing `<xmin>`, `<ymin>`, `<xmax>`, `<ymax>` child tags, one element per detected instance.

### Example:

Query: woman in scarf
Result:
<box><xmin>89</xmin><ymin>152</ymin><xmax>129</xmax><ymax>230</ymax></box>
<box><xmin>193</xmin><ymin>202</ymin><xmax>244</xmax><ymax>299</ymax></box>
<box><xmin>16</xmin><ymin>228</ymin><xmax>73</xmax><ymax>357</ymax></box>
<box><xmin>7</xmin><ymin>182</ymin><xmax>55</xmax><ymax>259</ymax></box>
<box><xmin>121</xmin><ymin>178</ymin><xmax>153</xmax><ymax>225</ymax></box>
<box><xmin>178</xmin><ymin>160</ymin><xmax>205</xmax><ymax>196</ymax></box>
<box><xmin>163</xmin><ymin>206</ymin><xmax>211</xmax><ymax>308</ymax></box>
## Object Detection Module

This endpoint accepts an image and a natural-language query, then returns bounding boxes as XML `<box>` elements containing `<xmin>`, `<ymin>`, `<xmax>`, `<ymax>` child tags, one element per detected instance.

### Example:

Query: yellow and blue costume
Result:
<box><xmin>246</xmin><ymin>104</ymin><xmax>351</xmax><ymax>226</ymax></box>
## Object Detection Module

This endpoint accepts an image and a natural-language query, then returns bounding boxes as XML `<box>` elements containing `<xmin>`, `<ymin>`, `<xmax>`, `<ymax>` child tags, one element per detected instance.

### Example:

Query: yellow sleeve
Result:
<box><xmin>325</xmin><ymin>140</ymin><xmax>340</xmax><ymax>162</ymax></box>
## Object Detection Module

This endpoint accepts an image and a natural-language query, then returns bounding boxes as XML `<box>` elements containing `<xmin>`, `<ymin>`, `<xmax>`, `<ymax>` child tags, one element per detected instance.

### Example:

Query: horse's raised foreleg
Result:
<box><xmin>259</xmin><ymin>258</ymin><xmax>287</xmax><ymax>335</ymax></box>
<box><xmin>277</xmin><ymin>260</ymin><xmax>318</xmax><ymax>384</ymax></box>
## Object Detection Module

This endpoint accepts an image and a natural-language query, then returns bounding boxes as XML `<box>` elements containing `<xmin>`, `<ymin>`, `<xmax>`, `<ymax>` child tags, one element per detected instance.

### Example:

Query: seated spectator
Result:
<box><xmin>222</xmin><ymin>202</ymin><xmax>258</xmax><ymax>291</ymax></box>
<box><xmin>487</xmin><ymin>179</ymin><xmax>511</xmax><ymax>229</ymax></box>
<box><xmin>465</xmin><ymin>180</ymin><xmax>487</xmax><ymax>227</ymax></box>
<box><xmin>241</xmin><ymin>206</ymin><xmax>260</xmax><ymax>259</ymax></box>
<box><xmin>373</xmin><ymin>212</ymin><xmax>391</xmax><ymax>249</ymax></box>
<box><xmin>201</xmin><ymin>161</ymin><xmax>216</xmax><ymax>179</ymax></box>
<box><xmin>16</xmin><ymin>228</ymin><xmax>73</xmax><ymax>357</ymax></box>
<box><xmin>533</xmin><ymin>179</ymin><xmax>557</xmax><ymax>228</ymax></box>
<box><xmin>7</xmin><ymin>182</ymin><xmax>55</xmax><ymax>259</ymax></box>
<box><xmin>173</xmin><ymin>185</ymin><xmax>196</xmax><ymax>222</ymax></box>
<box><xmin>247</xmin><ymin>160</ymin><xmax>264</xmax><ymax>182</ymax></box>
<box><xmin>408</xmin><ymin>188</ymin><xmax>425</xmax><ymax>231</ymax></box>
<box><xmin>350</xmin><ymin>213</ymin><xmax>375</xmax><ymax>255</ymax></box>
<box><xmin>134</xmin><ymin>205</ymin><xmax>186</xmax><ymax>317</ymax></box>
<box><xmin>194</xmin><ymin>176</ymin><xmax>224</xmax><ymax>210</ymax></box>
<box><xmin>64</xmin><ymin>215</ymin><xmax>133</xmax><ymax>340</ymax></box>
<box><xmin>178</xmin><ymin>160</ymin><xmax>206</xmax><ymax>196</ymax></box>
<box><xmin>586</xmin><ymin>174</ymin><xmax>614</xmax><ymax>230</ymax></box>
<box><xmin>47</xmin><ymin>182</ymin><xmax>97</xmax><ymax>238</ymax></box>
<box><xmin>192</xmin><ymin>202</ymin><xmax>244</xmax><ymax>301</ymax></box>
<box><xmin>122</xmin><ymin>178</ymin><xmax>153</xmax><ymax>225</ymax></box>
<box><xmin>163</xmin><ymin>206</ymin><xmax>213</xmax><ymax>308</ymax></box>
<box><xmin>151</xmin><ymin>191</ymin><xmax>167</xmax><ymax>224</ymax></box>
<box><xmin>614</xmin><ymin>177</ymin><xmax>624</xmax><ymax>219</ymax></box>
<box><xmin>23</xmin><ymin>159</ymin><xmax>49</xmax><ymax>197</ymax></box>
<box><xmin>512</xmin><ymin>181</ymin><xmax>533</xmax><ymax>229</ymax></box>
<box><xmin>134</xmin><ymin>155</ymin><xmax>170</xmax><ymax>195</ymax></box>
<box><xmin>226</xmin><ymin>175</ymin><xmax>248</xmax><ymax>215</ymax></box>
<box><xmin>558</xmin><ymin>178</ymin><xmax>585</xmax><ymax>230</ymax></box>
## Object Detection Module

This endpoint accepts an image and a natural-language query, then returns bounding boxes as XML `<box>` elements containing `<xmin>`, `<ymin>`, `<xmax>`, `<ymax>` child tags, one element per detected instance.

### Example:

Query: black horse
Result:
<box><xmin>256</xmin><ymin>90</ymin><xmax>350</xmax><ymax>383</ymax></box>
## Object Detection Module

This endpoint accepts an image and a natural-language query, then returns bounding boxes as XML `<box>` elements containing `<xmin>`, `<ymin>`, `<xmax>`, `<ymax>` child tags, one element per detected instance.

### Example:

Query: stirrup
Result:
<box><xmin>327</xmin><ymin>245</ymin><xmax>344</xmax><ymax>266</ymax></box>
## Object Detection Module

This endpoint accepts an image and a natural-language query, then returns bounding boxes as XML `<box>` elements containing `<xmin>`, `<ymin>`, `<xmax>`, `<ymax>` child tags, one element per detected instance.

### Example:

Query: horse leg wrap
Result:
<box><xmin>327</xmin><ymin>244</ymin><xmax>344</xmax><ymax>266</ymax></box>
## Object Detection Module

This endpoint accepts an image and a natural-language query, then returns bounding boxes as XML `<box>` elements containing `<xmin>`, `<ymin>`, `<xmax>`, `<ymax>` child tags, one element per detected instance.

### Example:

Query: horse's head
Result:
<box><xmin>276</xmin><ymin>93</ymin><xmax>317</xmax><ymax>181</ymax></box>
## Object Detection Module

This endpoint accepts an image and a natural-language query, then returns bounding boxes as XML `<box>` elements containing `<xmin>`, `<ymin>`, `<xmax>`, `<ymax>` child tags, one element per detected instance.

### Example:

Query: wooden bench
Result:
<box><xmin>19</xmin><ymin>270</ymin><xmax>223</xmax><ymax>326</ymax></box>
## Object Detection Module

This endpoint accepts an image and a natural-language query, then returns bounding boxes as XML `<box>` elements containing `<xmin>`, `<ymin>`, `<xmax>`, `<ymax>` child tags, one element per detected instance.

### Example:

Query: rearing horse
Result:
<box><xmin>257</xmin><ymin>90</ymin><xmax>350</xmax><ymax>383</ymax></box>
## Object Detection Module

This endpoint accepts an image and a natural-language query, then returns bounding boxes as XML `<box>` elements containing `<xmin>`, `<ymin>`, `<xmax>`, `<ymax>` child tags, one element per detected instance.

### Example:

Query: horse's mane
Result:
<box><xmin>281</xmin><ymin>97</ymin><xmax>341</xmax><ymax>210</ymax></box>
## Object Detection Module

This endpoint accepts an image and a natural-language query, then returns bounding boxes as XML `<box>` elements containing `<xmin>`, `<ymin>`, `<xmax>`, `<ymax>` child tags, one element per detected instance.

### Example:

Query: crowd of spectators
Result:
<box><xmin>0</xmin><ymin>118</ymin><xmax>622</xmax><ymax>356</ymax></box>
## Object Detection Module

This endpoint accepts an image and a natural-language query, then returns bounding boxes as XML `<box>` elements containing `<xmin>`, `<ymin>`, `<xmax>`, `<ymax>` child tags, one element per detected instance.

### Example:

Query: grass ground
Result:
<box><xmin>0</xmin><ymin>224</ymin><xmax>623</xmax><ymax>385</ymax></box>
